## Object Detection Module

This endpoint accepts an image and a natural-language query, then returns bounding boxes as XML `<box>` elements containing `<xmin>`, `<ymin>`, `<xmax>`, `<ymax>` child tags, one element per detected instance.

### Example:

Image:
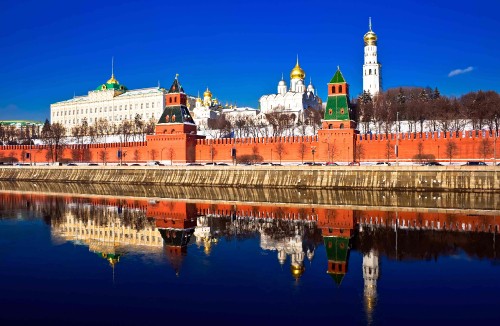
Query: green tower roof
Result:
<box><xmin>329</xmin><ymin>69</ymin><xmax>346</xmax><ymax>84</ymax></box>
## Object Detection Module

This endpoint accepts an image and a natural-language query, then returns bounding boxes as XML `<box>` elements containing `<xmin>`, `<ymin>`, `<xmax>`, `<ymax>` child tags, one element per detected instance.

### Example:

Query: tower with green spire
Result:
<box><xmin>318</xmin><ymin>67</ymin><xmax>357</xmax><ymax>163</ymax></box>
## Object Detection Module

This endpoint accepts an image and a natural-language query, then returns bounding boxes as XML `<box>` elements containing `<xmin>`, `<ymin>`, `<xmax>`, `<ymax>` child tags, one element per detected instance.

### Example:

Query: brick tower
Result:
<box><xmin>146</xmin><ymin>75</ymin><xmax>201</xmax><ymax>163</ymax></box>
<box><xmin>318</xmin><ymin>68</ymin><xmax>357</xmax><ymax>163</ymax></box>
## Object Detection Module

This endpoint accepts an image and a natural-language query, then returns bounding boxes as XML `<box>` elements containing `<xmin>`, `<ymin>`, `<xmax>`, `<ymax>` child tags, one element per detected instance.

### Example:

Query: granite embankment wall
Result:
<box><xmin>0</xmin><ymin>166</ymin><xmax>498</xmax><ymax>192</ymax></box>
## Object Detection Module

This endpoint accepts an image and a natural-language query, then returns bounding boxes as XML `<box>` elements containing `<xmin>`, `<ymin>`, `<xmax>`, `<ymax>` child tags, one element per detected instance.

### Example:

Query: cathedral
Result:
<box><xmin>259</xmin><ymin>57</ymin><xmax>322</xmax><ymax>121</ymax></box>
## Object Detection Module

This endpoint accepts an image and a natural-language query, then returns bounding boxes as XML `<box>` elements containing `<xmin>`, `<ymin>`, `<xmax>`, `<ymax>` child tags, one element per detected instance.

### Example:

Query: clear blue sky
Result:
<box><xmin>0</xmin><ymin>0</ymin><xmax>498</xmax><ymax>121</ymax></box>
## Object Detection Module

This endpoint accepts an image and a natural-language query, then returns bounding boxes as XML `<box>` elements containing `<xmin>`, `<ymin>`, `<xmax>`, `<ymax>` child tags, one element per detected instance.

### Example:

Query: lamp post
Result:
<box><xmin>161</xmin><ymin>147</ymin><xmax>168</xmax><ymax>161</ymax></box>
<box><xmin>495</xmin><ymin>115</ymin><xmax>497</xmax><ymax>165</ymax></box>
<box><xmin>396</xmin><ymin>112</ymin><xmax>399</xmax><ymax>166</ymax></box>
<box><xmin>271</xmin><ymin>149</ymin><xmax>273</xmax><ymax>164</ymax></box>
<box><xmin>311</xmin><ymin>146</ymin><xmax>316</xmax><ymax>164</ymax></box>
<box><xmin>437</xmin><ymin>145</ymin><xmax>440</xmax><ymax>161</ymax></box>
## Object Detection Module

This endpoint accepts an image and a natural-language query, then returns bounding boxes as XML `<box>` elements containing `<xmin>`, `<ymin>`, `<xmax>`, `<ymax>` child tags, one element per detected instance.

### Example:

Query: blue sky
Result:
<box><xmin>0</xmin><ymin>0</ymin><xmax>498</xmax><ymax>121</ymax></box>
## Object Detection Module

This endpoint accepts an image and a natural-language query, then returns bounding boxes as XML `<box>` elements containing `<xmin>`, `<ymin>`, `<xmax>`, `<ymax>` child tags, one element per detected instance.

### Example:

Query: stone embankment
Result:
<box><xmin>0</xmin><ymin>165</ymin><xmax>498</xmax><ymax>192</ymax></box>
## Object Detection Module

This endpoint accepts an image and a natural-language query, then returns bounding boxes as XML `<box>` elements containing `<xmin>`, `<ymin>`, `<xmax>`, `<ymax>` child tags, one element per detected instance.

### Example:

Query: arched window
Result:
<box><xmin>331</xmin><ymin>86</ymin><xmax>335</xmax><ymax>93</ymax></box>
<box><xmin>328</xmin><ymin>124</ymin><xmax>333</xmax><ymax>129</ymax></box>
<box><xmin>340</xmin><ymin>123</ymin><xmax>344</xmax><ymax>129</ymax></box>
<box><xmin>339</xmin><ymin>85</ymin><xmax>343</xmax><ymax>93</ymax></box>
<box><xmin>369</xmin><ymin>69</ymin><xmax>372</xmax><ymax>75</ymax></box>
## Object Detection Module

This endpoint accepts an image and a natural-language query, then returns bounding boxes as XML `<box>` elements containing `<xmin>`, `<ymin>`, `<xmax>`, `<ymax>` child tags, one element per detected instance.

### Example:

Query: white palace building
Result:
<box><xmin>50</xmin><ymin>71</ymin><xmax>196</xmax><ymax>130</ymax></box>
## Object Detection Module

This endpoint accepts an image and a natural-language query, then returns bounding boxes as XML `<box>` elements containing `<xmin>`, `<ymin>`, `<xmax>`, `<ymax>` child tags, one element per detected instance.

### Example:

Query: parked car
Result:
<box><xmin>325</xmin><ymin>162</ymin><xmax>338</xmax><ymax>166</ymax></box>
<box><xmin>376</xmin><ymin>162</ymin><xmax>391</xmax><ymax>166</ymax></box>
<box><xmin>67</xmin><ymin>163</ymin><xmax>77</xmax><ymax>166</ymax></box>
<box><xmin>423</xmin><ymin>161</ymin><xmax>443</xmax><ymax>166</ymax></box>
<box><xmin>187</xmin><ymin>163</ymin><xmax>203</xmax><ymax>166</ymax></box>
<box><xmin>217</xmin><ymin>163</ymin><xmax>229</xmax><ymax>166</ymax></box>
<box><xmin>463</xmin><ymin>161</ymin><xmax>487</xmax><ymax>166</ymax></box>
<box><xmin>131</xmin><ymin>163</ymin><xmax>141</xmax><ymax>166</ymax></box>
<box><xmin>147</xmin><ymin>161</ymin><xmax>164</xmax><ymax>166</ymax></box>
<box><xmin>271</xmin><ymin>163</ymin><xmax>282</xmax><ymax>166</ymax></box>
<box><xmin>205</xmin><ymin>162</ymin><xmax>217</xmax><ymax>165</ymax></box>
<box><xmin>88</xmin><ymin>163</ymin><xmax>98</xmax><ymax>166</ymax></box>
<box><xmin>260</xmin><ymin>162</ymin><xmax>271</xmax><ymax>165</ymax></box>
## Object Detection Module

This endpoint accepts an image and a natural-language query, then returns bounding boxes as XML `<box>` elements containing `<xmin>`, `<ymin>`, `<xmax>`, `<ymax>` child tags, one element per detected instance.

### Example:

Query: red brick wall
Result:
<box><xmin>1</xmin><ymin>129</ymin><xmax>499</xmax><ymax>164</ymax></box>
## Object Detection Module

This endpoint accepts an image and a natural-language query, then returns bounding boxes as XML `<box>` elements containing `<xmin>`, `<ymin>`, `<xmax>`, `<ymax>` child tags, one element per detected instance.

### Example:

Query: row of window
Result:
<box><xmin>53</xmin><ymin>102</ymin><xmax>161</xmax><ymax>116</ymax></box>
<box><xmin>54</xmin><ymin>112</ymin><xmax>157</xmax><ymax>125</ymax></box>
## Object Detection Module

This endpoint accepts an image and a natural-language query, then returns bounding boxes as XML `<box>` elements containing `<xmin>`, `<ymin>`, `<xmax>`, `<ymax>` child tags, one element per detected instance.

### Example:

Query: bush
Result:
<box><xmin>236</xmin><ymin>154</ymin><xmax>263</xmax><ymax>164</ymax></box>
<box><xmin>413</xmin><ymin>153</ymin><xmax>436</xmax><ymax>163</ymax></box>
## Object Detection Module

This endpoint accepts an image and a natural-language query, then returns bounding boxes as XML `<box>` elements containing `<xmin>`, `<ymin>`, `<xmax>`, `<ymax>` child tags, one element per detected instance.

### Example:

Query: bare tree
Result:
<box><xmin>298</xmin><ymin>143</ymin><xmax>307</xmax><ymax>164</ymax></box>
<box><xmin>445</xmin><ymin>140</ymin><xmax>458</xmax><ymax>163</ymax></box>
<box><xmin>133</xmin><ymin>149</ymin><xmax>141</xmax><ymax>163</ymax></box>
<box><xmin>478</xmin><ymin>138</ymin><xmax>493</xmax><ymax>162</ymax></box>
<box><xmin>354</xmin><ymin>143</ymin><xmax>365</xmax><ymax>163</ymax></box>
<box><xmin>274</xmin><ymin>142</ymin><xmax>287</xmax><ymax>164</ymax></box>
<box><xmin>150</xmin><ymin>149</ymin><xmax>158</xmax><ymax>160</ymax></box>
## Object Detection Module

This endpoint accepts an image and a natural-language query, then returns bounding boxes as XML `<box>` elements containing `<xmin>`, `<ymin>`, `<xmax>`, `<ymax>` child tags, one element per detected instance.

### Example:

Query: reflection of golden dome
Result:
<box><xmin>290</xmin><ymin>264</ymin><xmax>305</xmax><ymax>279</ymax></box>
<box><xmin>203</xmin><ymin>87</ymin><xmax>212</xmax><ymax>98</ymax></box>
<box><xmin>290</xmin><ymin>59</ymin><xmax>305</xmax><ymax>80</ymax></box>
<box><xmin>107</xmin><ymin>74</ymin><xmax>119</xmax><ymax>84</ymax></box>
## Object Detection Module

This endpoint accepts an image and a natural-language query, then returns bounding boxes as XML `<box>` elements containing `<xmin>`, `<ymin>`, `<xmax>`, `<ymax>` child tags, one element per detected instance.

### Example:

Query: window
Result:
<box><xmin>369</xmin><ymin>69</ymin><xmax>372</xmax><ymax>75</ymax></box>
<box><xmin>340</xmin><ymin>123</ymin><xmax>344</xmax><ymax>129</ymax></box>
<box><xmin>146</xmin><ymin>103</ymin><xmax>149</xmax><ymax>108</ymax></box>
<box><xmin>331</xmin><ymin>86</ymin><xmax>335</xmax><ymax>93</ymax></box>
<box><xmin>339</xmin><ymin>85</ymin><xmax>343</xmax><ymax>93</ymax></box>
<box><xmin>152</xmin><ymin>102</ymin><xmax>154</xmax><ymax>108</ymax></box>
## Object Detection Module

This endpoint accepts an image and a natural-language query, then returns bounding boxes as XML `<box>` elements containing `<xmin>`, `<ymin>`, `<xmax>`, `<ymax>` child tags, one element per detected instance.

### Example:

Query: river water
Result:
<box><xmin>0</xmin><ymin>187</ymin><xmax>499</xmax><ymax>325</ymax></box>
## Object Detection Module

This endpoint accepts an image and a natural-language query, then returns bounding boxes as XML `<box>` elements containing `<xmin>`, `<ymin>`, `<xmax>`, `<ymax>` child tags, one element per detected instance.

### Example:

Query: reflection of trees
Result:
<box><xmin>354</xmin><ymin>227</ymin><xmax>500</xmax><ymax>261</ymax></box>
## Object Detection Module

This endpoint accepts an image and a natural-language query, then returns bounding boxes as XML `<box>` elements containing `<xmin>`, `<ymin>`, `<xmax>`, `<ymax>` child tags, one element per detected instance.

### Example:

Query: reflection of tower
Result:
<box><xmin>194</xmin><ymin>215</ymin><xmax>218</xmax><ymax>255</ymax></box>
<box><xmin>363</xmin><ymin>250</ymin><xmax>380</xmax><ymax>324</ymax></box>
<box><xmin>318</xmin><ymin>209</ymin><xmax>355</xmax><ymax>286</ymax></box>
<box><xmin>152</xmin><ymin>201</ymin><xmax>197</xmax><ymax>276</ymax></box>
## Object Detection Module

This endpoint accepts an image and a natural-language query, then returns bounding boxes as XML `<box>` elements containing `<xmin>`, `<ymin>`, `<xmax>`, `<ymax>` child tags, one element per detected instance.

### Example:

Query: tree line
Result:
<box><xmin>357</xmin><ymin>88</ymin><xmax>500</xmax><ymax>134</ymax></box>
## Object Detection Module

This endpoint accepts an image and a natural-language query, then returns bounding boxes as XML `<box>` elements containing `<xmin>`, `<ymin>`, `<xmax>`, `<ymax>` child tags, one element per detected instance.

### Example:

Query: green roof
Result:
<box><xmin>329</xmin><ymin>69</ymin><xmax>346</xmax><ymax>84</ymax></box>
<box><xmin>324</xmin><ymin>95</ymin><xmax>350</xmax><ymax>120</ymax></box>
<box><xmin>324</xmin><ymin>236</ymin><xmax>350</xmax><ymax>262</ymax></box>
<box><xmin>157</xmin><ymin>105</ymin><xmax>195</xmax><ymax>124</ymax></box>
<box><xmin>168</xmin><ymin>77</ymin><xmax>184</xmax><ymax>94</ymax></box>
<box><xmin>328</xmin><ymin>272</ymin><xmax>346</xmax><ymax>286</ymax></box>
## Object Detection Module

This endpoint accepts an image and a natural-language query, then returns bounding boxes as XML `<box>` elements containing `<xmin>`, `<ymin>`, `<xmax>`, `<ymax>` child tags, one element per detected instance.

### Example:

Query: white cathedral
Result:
<box><xmin>259</xmin><ymin>57</ymin><xmax>322</xmax><ymax>120</ymax></box>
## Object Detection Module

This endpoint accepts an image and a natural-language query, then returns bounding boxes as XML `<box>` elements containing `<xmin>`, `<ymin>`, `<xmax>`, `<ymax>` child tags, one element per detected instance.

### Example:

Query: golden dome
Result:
<box><xmin>364</xmin><ymin>31</ymin><xmax>377</xmax><ymax>46</ymax></box>
<box><xmin>290</xmin><ymin>58</ymin><xmax>305</xmax><ymax>80</ymax></box>
<box><xmin>203</xmin><ymin>87</ymin><xmax>212</xmax><ymax>98</ymax></box>
<box><xmin>290</xmin><ymin>264</ymin><xmax>305</xmax><ymax>279</ymax></box>
<box><xmin>196</xmin><ymin>97</ymin><xmax>202</xmax><ymax>103</ymax></box>
<box><xmin>106</xmin><ymin>74</ymin><xmax>119</xmax><ymax>84</ymax></box>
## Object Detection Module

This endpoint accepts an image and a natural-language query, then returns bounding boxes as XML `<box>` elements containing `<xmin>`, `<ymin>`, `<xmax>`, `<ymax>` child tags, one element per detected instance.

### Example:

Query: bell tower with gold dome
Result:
<box><xmin>363</xmin><ymin>17</ymin><xmax>381</xmax><ymax>97</ymax></box>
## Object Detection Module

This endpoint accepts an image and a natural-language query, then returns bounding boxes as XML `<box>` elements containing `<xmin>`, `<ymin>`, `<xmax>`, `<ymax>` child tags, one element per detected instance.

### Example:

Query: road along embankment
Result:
<box><xmin>0</xmin><ymin>165</ymin><xmax>498</xmax><ymax>192</ymax></box>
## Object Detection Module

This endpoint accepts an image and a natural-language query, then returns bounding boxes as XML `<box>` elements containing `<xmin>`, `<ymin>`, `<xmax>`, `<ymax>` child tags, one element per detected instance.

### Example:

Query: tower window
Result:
<box><xmin>369</xmin><ymin>69</ymin><xmax>372</xmax><ymax>75</ymax></box>
<box><xmin>339</xmin><ymin>85</ymin><xmax>343</xmax><ymax>93</ymax></box>
<box><xmin>340</xmin><ymin>123</ymin><xmax>344</xmax><ymax>129</ymax></box>
<box><xmin>331</xmin><ymin>86</ymin><xmax>336</xmax><ymax>94</ymax></box>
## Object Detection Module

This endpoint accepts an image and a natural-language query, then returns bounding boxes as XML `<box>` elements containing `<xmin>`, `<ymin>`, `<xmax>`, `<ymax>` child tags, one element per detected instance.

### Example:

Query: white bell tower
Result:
<box><xmin>363</xmin><ymin>17</ymin><xmax>381</xmax><ymax>97</ymax></box>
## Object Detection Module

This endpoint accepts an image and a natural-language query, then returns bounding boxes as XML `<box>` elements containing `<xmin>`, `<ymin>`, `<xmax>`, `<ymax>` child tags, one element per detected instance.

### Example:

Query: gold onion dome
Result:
<box><xmin>203</xmin><ymin>87</ymin><xmax>212</xmax><ymax>98</ymax></box>
<box><xmin>290</xmin><ymin>59</ymin><xmax>305</xmax><ymax>80</ymax></box>
<box><xmin>364</xmin><ymin>30</ymin><xmax>377</xmax><ymax>45</ymax></box>
<box><xmin>107</xmin><ymin>74</ymin><xmax>119</xmax><ymax>84</ymax></box>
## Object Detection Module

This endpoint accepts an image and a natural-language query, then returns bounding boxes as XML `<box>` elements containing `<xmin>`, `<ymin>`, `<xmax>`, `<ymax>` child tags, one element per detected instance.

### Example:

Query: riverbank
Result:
<box><xmin>0</xmin><ymin>165</ymin><xmax>498</xmax><ymax>192</ymax></box>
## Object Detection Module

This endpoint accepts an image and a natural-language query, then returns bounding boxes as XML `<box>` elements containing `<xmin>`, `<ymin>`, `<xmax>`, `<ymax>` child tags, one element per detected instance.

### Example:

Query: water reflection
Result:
<box><xmin>1</xmin><ymin>191</ymin><xmax>499</xmax><ymax>323</ymax></box>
